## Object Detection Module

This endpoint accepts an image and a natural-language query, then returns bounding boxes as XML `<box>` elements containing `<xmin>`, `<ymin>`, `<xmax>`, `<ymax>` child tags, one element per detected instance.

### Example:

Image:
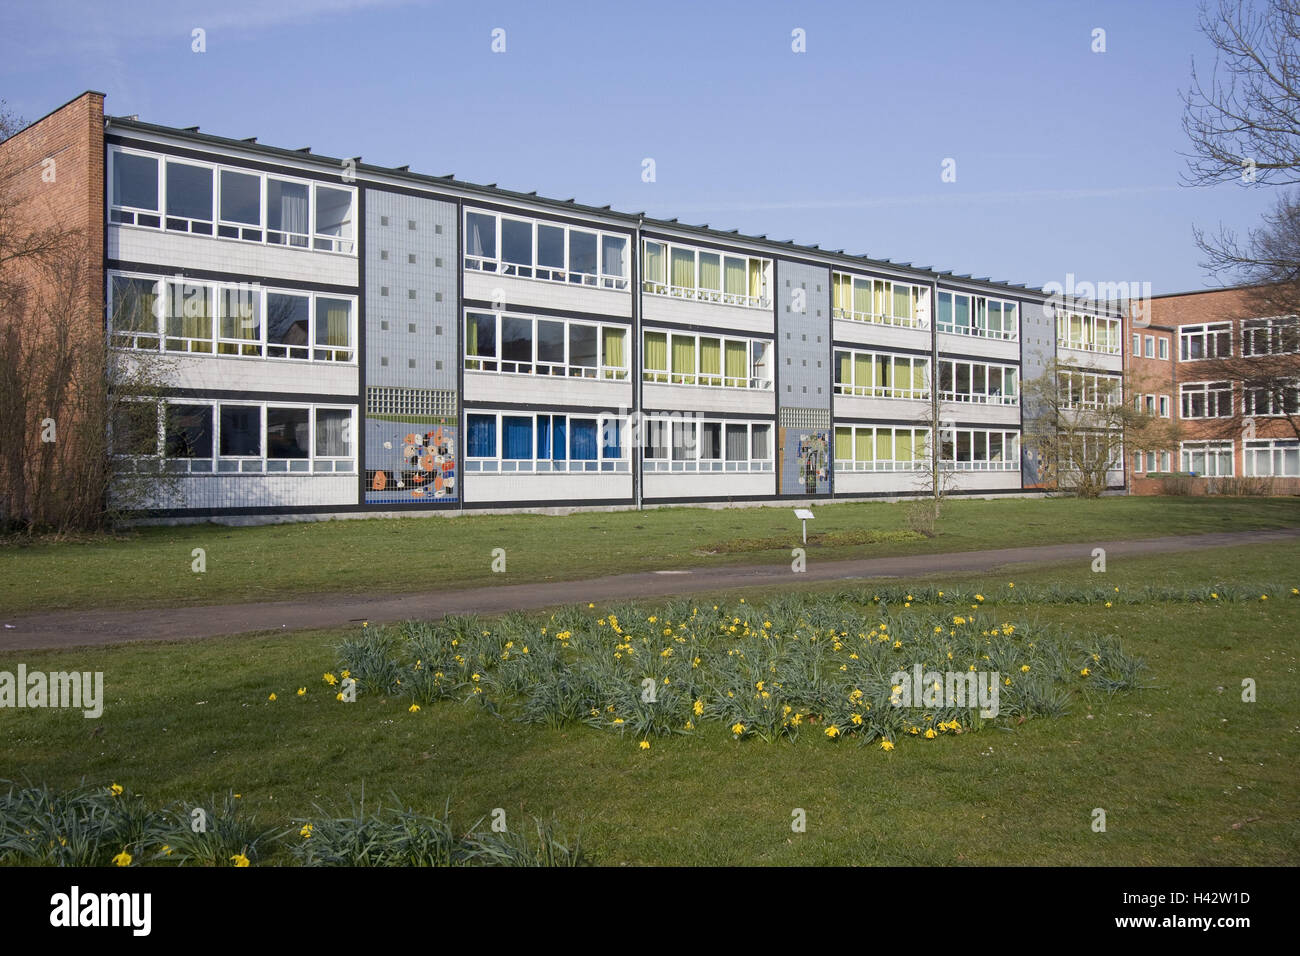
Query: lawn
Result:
<box><xmin>1</xmin><ymin>540</ymin><xmax>1296</xmax><ymax>866</ymax></box>
<box><xmin>1</xmin><ymin>495</ymin><xmax>1298</xmax><ymax>616</ymax></box>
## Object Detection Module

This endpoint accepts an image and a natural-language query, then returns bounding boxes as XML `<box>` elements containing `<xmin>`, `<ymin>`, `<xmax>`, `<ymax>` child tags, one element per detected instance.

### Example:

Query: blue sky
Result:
<box><xmin>0</xmin><ymin>0</ymin><xmax>1279</xmax><ymax>294</ymax></box>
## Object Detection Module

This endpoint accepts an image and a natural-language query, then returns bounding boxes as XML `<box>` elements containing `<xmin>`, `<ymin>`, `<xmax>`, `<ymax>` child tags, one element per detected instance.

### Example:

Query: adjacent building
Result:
<box><xmin>3</xmin><ymin>91</ymin><xmax>1135</xmax><ymax>521</ymax></box>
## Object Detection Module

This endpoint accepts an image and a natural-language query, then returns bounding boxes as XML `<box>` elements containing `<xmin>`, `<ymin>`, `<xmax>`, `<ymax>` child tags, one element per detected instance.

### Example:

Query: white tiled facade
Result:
<box><xmin>101</xmin><ymin>119</ymin><xmax>1125</xmax><ymax>519</ymax></box>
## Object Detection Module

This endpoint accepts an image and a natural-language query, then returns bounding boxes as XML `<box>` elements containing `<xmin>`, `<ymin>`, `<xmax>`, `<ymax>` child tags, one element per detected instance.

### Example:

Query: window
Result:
<box><xmin>463</xmin><ymin>312</ymin><xmax>629</xmax><ymax>380</ymax></box>
<box><xmin>164</xmin><ymin>404</ymin><xmax>213</xmax><ymax>468</ymax></box>
<box><xmin>109</xmin><ymin>275</ymin><xmax>160</xmax><ymax>349</ymax></box>
<box><xmin>110</xmin><ymin>151</ymin><xmax>160</xmax><ymax>226</ymax></box>
<box><xmin>267</xmin><ymin>178</ymin><xmax>310</xmax><ymax>248</ymax></box>
<box><xmin>642</xmin><ymin>330</ymin><xmax>772</xmax><ymax>389</ymax></box>
<box><xmin>463</xmin><ymin>411</ymin><xmax>628</xmax><ymax>473</ymax></box>
<box><xmin>314</xmin><ymin>409</ymin><xmax>352</xmax><ymax>466</ymax></box>
<box><xmin>267</xmin><ymin>292</ymin><xmax>310</xmax><ymax>360</ymax></box>
<box><xmin>218</xmin><ymin>285</ymin><xmax>261</xmax><ymax>356</ymax></box>
<box><xmin>165</xmin><ymin>161</ymin><xmax>213</xmax><ymax>234</ymax></box>
<box><xmin>1244</xmin><ymin>439</ymin><xmax>1300</xmax><ymax>477</ymax></box>
<box><xmin>218</xmin><ymin>169</ymin><xmax>262</xmax><ymax>240</ymax></box>
<box><xmin>1132</xmin><ymin>333</ymin><xmax>1140</xmax><ymax>355</ymax></box>
<box><xmin>834</xmin><ymin>425</ymin><xmax>932</xmax><ymax>471</ymax></box>
<box><xmin>836</xmin><ymin>349</ymin><xmax>932</xmax><ymax>400</ymax></box>
<box><xmin>1242</xmin><ymin>317</ymin><xmax>1300</xmax><ymax>356</ymax></box>
<box><xmin>266</xmin><ymin>407</ymin><xmax>311</xmax><ymax>465</ymax></box>
<box><xmin>833</xmin><ymin>273</ymin><xmax>929</xmax><ymax>329</ymax></box>
<box><xmin>935</xmin><ymin>358</ymin><xmax>1016</xmax><ymax>404</ymax></box>
<box><xmin>642</xmin><ymin>240</ymin><xmax>770</xmax><ymax>308</ymax></box>
<box><xmin>1179</xmin><ymin>322</ymin><xmax>1232</xmax><ymax>360</ymax></box>
<box><xmin>219</xmin><ymin>405</ymin><xmax>262</xmax><ymax>464</ymax></box>
<box><xmin>1058</xmin><ymin>369</ymin><xmax>1121</xmax><ymax>408</ymax></box>
<box><xmin>465</xmin><ymin>312</ymin><xmax>498</xmax><ymax>371</ymax></box>
<box><xmin>1243</xmin><ymin>381</ymin><xmax>1300</xmax><ymax>416</ymax></box>
<box><xmin>642</xmin><ymin>417</ymin><xmax>773</xmax><ymax>472</ymax></box>
<box><xmin>1057</xmin><ymin>310</ymin><xmax>1121</xmax><ymax>353</ymax></box>
<box><xmin>464</xmin><ymin>210</ymin><xmax>629</xmax><ymax>290</ymax></box>
<box><xmin>1180</xmin><ymin>381</ymin><xmax>1233</xmax><ymax>418</ymax></box>
<box><xmin>314</xmin><ymin>297</ymin><xmax>354</xmax><ymax>361</ymax></box>
<box><xmin>1133</xmin><ymin>451</ymin><xmax>1146</xmax><ymax>473</ymax></box>
<box><xmin>1158</xmin><ymin>338</ymin><xmax>1169</xmax><ymax>360</ymax></box>
<box><xmin>938</xmin><ymin>427</ymin><xmax>1020</xmax><ymax>471</ymax></box>
<box><xmin>163</xmin><ymin>278</ymin><xmax>213</xmax><ymax>354</ymax></box>
<box><xmin>313</xmin><ymin>185</ymin><xmax>354</xmax><ymax>253</ymax></box>
<box><xmin>1159</xmin><ymin>395</ymin><xmax>1170</xmax><ymax>418</ymax></box>
<box><xmin>1181</xmin><ymin>440</ymin><xmax>1234</xmax><ymax>477</ymax></box>
<box><xmin>1144</xmin><ymin>335</ymin><xmax>1155</xmax><ymax>358</ymax></box>
<box><xmin>111</xmin><ymin>402</ymin><xmax>160</xmax><ymax>457</ymax></box>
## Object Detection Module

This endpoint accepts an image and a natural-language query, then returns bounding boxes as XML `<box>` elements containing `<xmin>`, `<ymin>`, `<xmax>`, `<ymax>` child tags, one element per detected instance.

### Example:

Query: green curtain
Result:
<box><xmin>325</xmin><ymin>305</ymin><xmax>349</xmax><ymax>348</ymax></box>
<box><xmin>725</xmin><ymin>257</ymin><xmax>747</xmax><ymax>297</ymax></box>
<box><xmin>602</xmin><ymin>327</ymin><xmax>625</xmax><ymax>377</ymax></box>
<box><xmin>643</xmin><ymin>331</ymin><xmax>667</xmax><ymax>381</ymax></box>
<box><xmin>875</xmin><ymin>355</ymin><xmax>891</xmax><ymax>394</ymax></box>
<box><xmin>835</xmin><ymin>427</ymin><xmax>853</xmax><ymax>461</ymax></box>
<box><xmin>852</xmin><ymin>278</ymin><xmax>871</xmax><ymax>316</ymax></box>
<box><xmin>169</xmin><ymin>285</ymin><xmax>211</xmax><ymax>351</ymax></box>
<box><xmin>896</xmin><ymin>431</ymin><xmax>914</xmax><ymax>462</ymax></box>
<box><xmin>725</xmin><ymin>340</ymin><xmax>747</xmax><ymax>386</ymax></box>
<box><xmin>119</xmin><ymin>280</ymin><xmax>158</xmax><ymax>333</ymax></box>
<box><xmin>853</xmin><ymin>354</ymin><xmax>872</xmax><ymax>394</ymax></box>
<box><xmin>699</xmin><ymin>337</ymin><xmax>721</xmax><ymax>383</ymax></box>
<box><xmin>671</xmin><ymin>249</ymin><xmax>695</xmax><ymax>290</ymax></box>
<box><xmin>837</xmin><ymin>351</ymin><xmax>852</xmax><ymax>387</ymax></box>
<box><xmin>467</xmin><ymin>316</ymin><xmax>478</xmax><ymax>356</ymax></box>
<box><xmin>643</xmin><ymin>242</ymin><xmax>665</xmax><ymax>285</ymax></box>
<box><xmin>747</xmin><ymin>260</ymin><xmax>762</xmax><ymax>300</ymax></box>
<box><xmin>672</xmin><ymin>334</ymin><xmax>696</xmax><ymax>383</ymax></box>
<box><xmin>1005</xmin><ymin>369</ymin><xmax>1017</xmax><ymax>396</ymax></box>
<box><xmin>874</xmin><ymin>281</ymin><xmax>888</xmax><ymax>318</ymax></box>
<box><xmin>912</xmin><ymin>360</ymin><xmax>926</xmax><ymax>393</ymax></box>
<box><xmin>699</xmin><ymin>253</ymin><xmax>721</xmax><ymax>292</ymax></box>
<box><xmin>856</xmin><ymin>429</ymin><xmax>875</xmax><ymax>463</ymax></box>
<box><xmin>893</xmin><ymin>357</ymin><xmax>910</xmax><ymax>394</ymax></box>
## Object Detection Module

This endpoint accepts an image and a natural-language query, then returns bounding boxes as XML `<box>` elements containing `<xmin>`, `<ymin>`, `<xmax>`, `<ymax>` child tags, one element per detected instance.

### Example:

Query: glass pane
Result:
<box><xmin>315</xmin><ymin>186</ymin><xmax>353</xmax><ymax>239</ymax></box>
<box><xmin>602</xmin><ymin>235</ymin><xmax>627</xmax><ymax>276</ymax></box>
<box><xmin>501</xmin><ymin>219</ymin><xmax>532</xmax><ymax>264</ymax></box>
<box><xmin>724</xmin><ymin>257</ymin><xmax>746</xmax><ymax>296</ymax></box>
<box><xmin>751</xmin><ymin>424</ymin><xmax>770</xmax><ymax>460</ymax></box>
<box><xmin>643</xmin><ymin>242</ymin><xmax>666</xmax><ymax>284</ymax></box>
<box><xmin>538</xmin><ymin>224</ymin><xmax>565</xmax><ymax>267</ymax></box>
<box><xmin>466</xmin><ymin>313</ymin><xmax>496</xmax><ymax>357</ymax></box>
<box><xmin>699</xmin><ymin>252</ymin><xmax>721</xmax><ymax>291</ymax></box>
<box><xmin>111</xmin><ymin>403</ymin><xmax>157</xmax><ymax>456</ymax></box>
<box><xmin>502</xmin><ymin>416</ymin><xmax>532</xmax><ymax>459</ymax></box>
<box><xmin>165</xmin><ymin>404</ymin><xmax>212</xmax><ymax>458</ymax></box>
<box><xmin>220</xmin><ymin>170</ymin><xmax>261</xmax><ymax>225</ymax></box>
<box><xmin>267</xmin><ymin>180</ymin><xmax>309</xmax><ymax>239</ymax></box>
<box><xmin>166</xmin><ymin>162</ymin><xmax>213</xmax><ymax>221</ymax></box>
<box><xmin>501</xmin><ymin>316</ymin><xmax>533</xmax><ymax>364</ymax></box>
<box><xmin>219</xmin><ymin>286</ymin><xmax>260</xmax><ymax>341</ymax></box>
<box><xmin>267</xmin><ymin>293</ymin><xmax>310</xmax><ymax>348</ymax></box>
<box><xmin>671</xmin><ymin>248</ymin><xmax>695</xmax><ymax>289</ymax></box>
<box><xmin>570</xmin><ymin>419</ymin><xmax>598</xmax><ymax>460</ymax></box>
<box><xmin>315</xmin><ymin>409</ymin><xmax>351</xmax><ymax>457</ymax></box>
<box><xmin>725</xmin><ymin>423</ymin><xmax>747</xmax><ymax>461</ymax></box>
<box><xmin>467</xmin><ymin>414</ymin><xmax>497</xmax><ymax>457</ymax></box>
<box><xmin>113</xmin><ymin>152</ymin><xmax>158</xmax><ymax>210</ymax></box>
<box><xmin>700</xmin><ymin>422</ymin><xmax>722</xmax><ymax>460</ymax></box>
<box><xmin>466</xmin><ymin>212</ymin><xmax>496</xmax><ymax>258</ymax></box>
<box><xmin>569</xmin><ymin>324</ymin><xmax>597</xmax><ymax>367</ymax></box>
<box><xmin>569</xmin><ymin>230</ymin><xmax>597</xmax><ymax>275</ymax></box>
<box><xmin>537</xmin><ymin>319</ymin><xmax>565</xmax><ymax>364</ymax></box>
<box><xmin>672</xmin><ymin>421</ymin><xmax>696</xmax><ymax>461</ymax></box>
<box><xmin>267</xmin><ymin>407</ymin><xmax>310</xmax><ymax>459</ymax></box>
<box><xmin>315</xmin><ymin>298</ymin><xmax>352</xmax><ymax>348</ymax></box>
<box><xmin>219</xmin><ymin>405</ymin><xmax>261</xmax><ymax>457</ymax></box>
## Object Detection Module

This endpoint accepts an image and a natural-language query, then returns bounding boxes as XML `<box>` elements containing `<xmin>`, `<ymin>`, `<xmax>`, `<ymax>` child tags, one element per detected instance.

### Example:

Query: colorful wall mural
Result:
<box><xmin>365</xmin><ymin>418</ymin><xmax>457</xmax><ymax>504</ymax></box>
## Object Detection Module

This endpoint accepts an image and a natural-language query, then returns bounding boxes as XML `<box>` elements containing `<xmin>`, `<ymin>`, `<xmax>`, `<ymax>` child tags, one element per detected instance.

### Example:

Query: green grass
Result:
<box><xmin>2</xmin><ymin>540</ymin><xmax>1297</xmax><ymax>865</ymax></box>
<box><xmin>2</xmin><ymin>495</ymin><xmax>1298</xmax><ymax>615</ymax></box>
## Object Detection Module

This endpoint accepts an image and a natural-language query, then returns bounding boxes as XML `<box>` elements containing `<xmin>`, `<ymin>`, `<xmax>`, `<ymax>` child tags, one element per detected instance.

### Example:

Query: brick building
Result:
<box><xmin>1125</xmin><ymin>286</ymin><xmax>1300</xmax><ymax>494</ymax></box>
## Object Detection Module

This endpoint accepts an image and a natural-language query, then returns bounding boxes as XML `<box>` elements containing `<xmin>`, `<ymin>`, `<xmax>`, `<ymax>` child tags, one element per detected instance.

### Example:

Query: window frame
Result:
<box><xmin>640</xmin><ymin>416</ymin><xmax>774</xmax><ymax>472</ymax></box>
<box><xmin>462</xmin><ymin>410</ymin><xmax>631</xmax><ymax>473</ymax></box>
<box><xmin>641</xmin><ymin>239</ymin><xmax>771</xmax><ymax>309</ymax></box>
<box><xmin>463</xmin><ymin>209</ymin><xmax>631</xmax><ymax>291</ymax></box>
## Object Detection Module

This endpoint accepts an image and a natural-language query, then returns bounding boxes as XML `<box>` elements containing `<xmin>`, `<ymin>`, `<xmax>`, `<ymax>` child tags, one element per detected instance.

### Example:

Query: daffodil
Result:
<box><xmin>731</xmin><ymin>722</ymin><xmax>745</xmax><ymax>736</ymax></box>
<box><xmin>300</xmin><ymin>824</ymin><xmax>313</xmax><ymax>839</ymax></box>
<box><xmin>408</xmin><ymin>703</ymin><xmax>420</xmax><ymax>713</ymax></box>
<box><xmin>112</xmin><ymin>850</ymin><xmax>132</xmax><ymax>867</ymax></box>
<box><xmin>109</xmin><ymin>783</ymin><xmax>123</xmax><ymax>797</ymax></box>
<box><xmin>323</xmin><ymin>673</ymin><xmax>337</xmax><ymax>686</ymax></box>
<box><xmin>825</xmin><ymin>725</ymin><xmax>840</xmax><ymax>738</ymax></box>
<box><xmin>880</xmin><ymin>739</ymin><xmax>895</xmax><ymax>751</ymax></box>
<box><xmin>230</xmin><ymin>853</ymin><xmax>250</xmax><ymax>867</ymax></box>
<box><xmin>268</xmin><ymin>693</ymin><xmax>276</xmax><ymax>701</ymax></box>
<box><xmin>296</xmin><ymin>688</ymin><xmax>306</xmax><ymax>696</ymax></box>
<box><xmin>639</xmin><ymin>740</ymin><xmax>650</xmax><ymax>750</ymax></box>
<box><xmin>1080</xmin><ymin>667</ymin><xmax>1091</xmax><ymax>676</ymax></box>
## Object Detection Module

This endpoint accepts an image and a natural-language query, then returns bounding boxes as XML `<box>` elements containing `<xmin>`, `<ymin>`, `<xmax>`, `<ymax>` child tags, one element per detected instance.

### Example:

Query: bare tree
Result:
<box><xmin>1022</xmin><ymin>360</ymin><xmax>1179</xmax><ymax>498</ymax></box>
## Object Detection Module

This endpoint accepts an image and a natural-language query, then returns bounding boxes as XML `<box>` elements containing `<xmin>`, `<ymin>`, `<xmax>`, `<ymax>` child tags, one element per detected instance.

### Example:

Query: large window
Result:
<box><xmin>464</xmin><ymin>210</ymin><xmax>629</xmax><ymax>290</ymax></box>
<box><xmin>1243</xmin><ymin>381</ymin><xmax>1300</xmax><ymax>417</ymax></box>
<box><xmin>1181</xmin><ymin>440</ymin><xmax>1234</xmax><ymax>477</ymax></box>
<box><xmin>832</xmin><ymin>273</ymin><xmax>928</xmax><ymax>329</ymax></box>
<box><xmin>937</xmin><ymin>358</ymin><xmax>1017</xmax><ymax>405</ymax></box>
<box><xmin>1055</xmin><ymin>310</ymin><xmax>1120</xmax><ymax>353</ymax></box>
<box><xmin>938</xmin><ymin>427</ymin><xmax>1020</xmax><ymax>471</ymax></box>
<box><xmin>641</xmin><ymin>417</ymin><xmax>773</xmax><ymax>472</ymax></box>
<box><xmin>464</xmin><ymin>411</ymin><xmax>629</xmax><ymax>473</ymax></box>
<box><xmin>938</xmin><ymin>292</ymin><xmax>1020</xmax><ymax>341</ymax></box>
<box><xmin>834</xmin><ymin>425</ymin><xmax>930</xmax><ymax>471</ymax></box>
<box><xmin>113</xmin><ymin>401</ymin><xmax>354</xmax><ymax>474</ymax></box>
<box><xmin>1058</xmin><ymin>368</ymin><xmax>1121</xmax><ymax>409</ymax></box>
<box><xmin>1244</xmin><ymin>439</ymin><xmax>1300</xmax><ymax>477</ymax></box>
<box><xmin>1179</xmin><ymin>322</ymin><xmax>1232</xmax><ymax>361</ymax></box>
<box><xmin>1180</xmin><ymin>381</ymin><xmax>1233</xmax><ymax>419</ymax></box>
<box><xmin>641</xmin><ymin>240</ymin><xmax>770</xmax><ymax>309</ymax></box>
<box><xmin>464</xmin><ymin>311</ymin><xmax>628</xmax><ymax>380</ymax></box>
<box><xmin>108</xmin><ymin>272</ymin><xmax>354</xmax><ymax>363</ymax></box>
<box><xmin>642</xmin><ymin>330</ymin><xmax>772</xmax><ymax>389</ymax></box>
<box><xmin>1242</xmin><ymin>317</ymin><xmax>1300</xmax><ymax>357</ymax></box>
<box><xmin>834</xmin><ymin>349</ymin><xmax>930</xmax><ymax>400</ymax></box>
<box><xmin>108</xmin><ymin>148</ymin><xmax>354</xmax><ymax>255</ymax></box>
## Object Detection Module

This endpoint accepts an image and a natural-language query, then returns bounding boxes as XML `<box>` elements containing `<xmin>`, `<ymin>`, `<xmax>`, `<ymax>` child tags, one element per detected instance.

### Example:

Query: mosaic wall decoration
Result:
<box><xmin>365</xmin><ymin>418</ymin><xmax>457</xmax><ymax>503</ymax></box>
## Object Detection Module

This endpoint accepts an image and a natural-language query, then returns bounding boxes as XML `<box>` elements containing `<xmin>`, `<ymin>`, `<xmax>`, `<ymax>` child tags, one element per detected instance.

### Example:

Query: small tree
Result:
<box><xmin>1022</xmin><ymin>360</ymin><xmax>1179</xmax><ymax>497</ymax></box>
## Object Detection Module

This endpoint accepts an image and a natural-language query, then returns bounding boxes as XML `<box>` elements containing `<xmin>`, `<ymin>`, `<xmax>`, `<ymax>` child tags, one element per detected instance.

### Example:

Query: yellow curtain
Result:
<box><xmin>643</xmin><ymin>331</ymin><xmax>667</xmax><ymax>381</ymax></box>
<box><xmin>856</xmin><ymin>429</ymin><xmax>875</xmax><ymax>463</ymax></box>
<box><xmin>833</xmin><ymin>274</ymin><xmax>850</xmax><ymax>313</ymax></box>
<box><xmin>643</xmin><ymin>242</ymin><xmax>665</xmax><ymax>285</ymax></box>
<box><xmin>837</xmin><ymin>351</ymin><xmax>852</xmax><ymax>387</ymax></box>
<box><xmin>854</xmin><ymin>354</ymin><xmax>872</xmax><ymax>394</ymax></box>
<box><xmin>672</xmin><ymin>334</ymin><xmax>696</xmax><ymax>383</ymax></box>
<box><xmin>747</xmin><ymin>259</ymin><xmax>762</xmax><ymax>300</ymax></box>
<box><xmin>874</xmin><ymin>281</ymin><xmax>888</xmax><ymax>318</ymax></box>
<box><xmin>876</xmin><ymin>355</ymin><xmax>891</xmax><ymax>393</ymax></box>
<box><xmin>602</xmin><ymin>327</ymin><xmax>626</xmax><ymax>378</ymax></box>
<box><xmin>725</xmin><ymin>340</ymin><xmax>747</xmax><ymax>386</ymax></box>
<box><xmin>852</xmin><ymin>278</ymin><xmax>871</xmax><ymax>316</ymax></box>
<box><xmin>725</xmin><ymin>257</ymin><xmax>747</xmax><ymax>297</ymax></box>
<box><xmin>700</xmin><ymin>337</ymin><xmax>721</xmax><ymax>385</ymax></box>
<box><xmin>893</xmin><ymin>357</ymin><xmax>910</xmax><ymax>394</ymax></box>
<box><xmin>671</xmin><ymin>249</ymin><xmax>695</xmax><ymax>290</ymax></box>
<box><xmin>912</xmin><ymin>360</ymin><xmax>926</xmax><ymax>393</ymax></box>
<box><xmin>835</xmin><ymin>427</ymin><xmax>853</xmax><ymax>461</ymax></box>
<box><xmin>326</xmin><ymin>305</ymin><xmax>349</xmax><ymax>348</ymax></box>
<box><xmin>896</xmin><ymin>431</ymin><xmax>914</xmax><ymax>462</ymax></box>
<box><xmin>699</xmin><ymin>253</ymin><xmax>721</xmax><ymax>292</ymax></box>
<box><xmin>893</xmin><ymin>285</ymin><xmax>911</xmax><ymax>322</ymax></box>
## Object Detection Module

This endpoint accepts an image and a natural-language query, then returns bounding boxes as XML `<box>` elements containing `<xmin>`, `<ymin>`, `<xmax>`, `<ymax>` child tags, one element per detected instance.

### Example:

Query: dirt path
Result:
<box><xmin>3</xmin><ymin>527</ymin><xmax>1297</xmax><ymax>651</ymax></box>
